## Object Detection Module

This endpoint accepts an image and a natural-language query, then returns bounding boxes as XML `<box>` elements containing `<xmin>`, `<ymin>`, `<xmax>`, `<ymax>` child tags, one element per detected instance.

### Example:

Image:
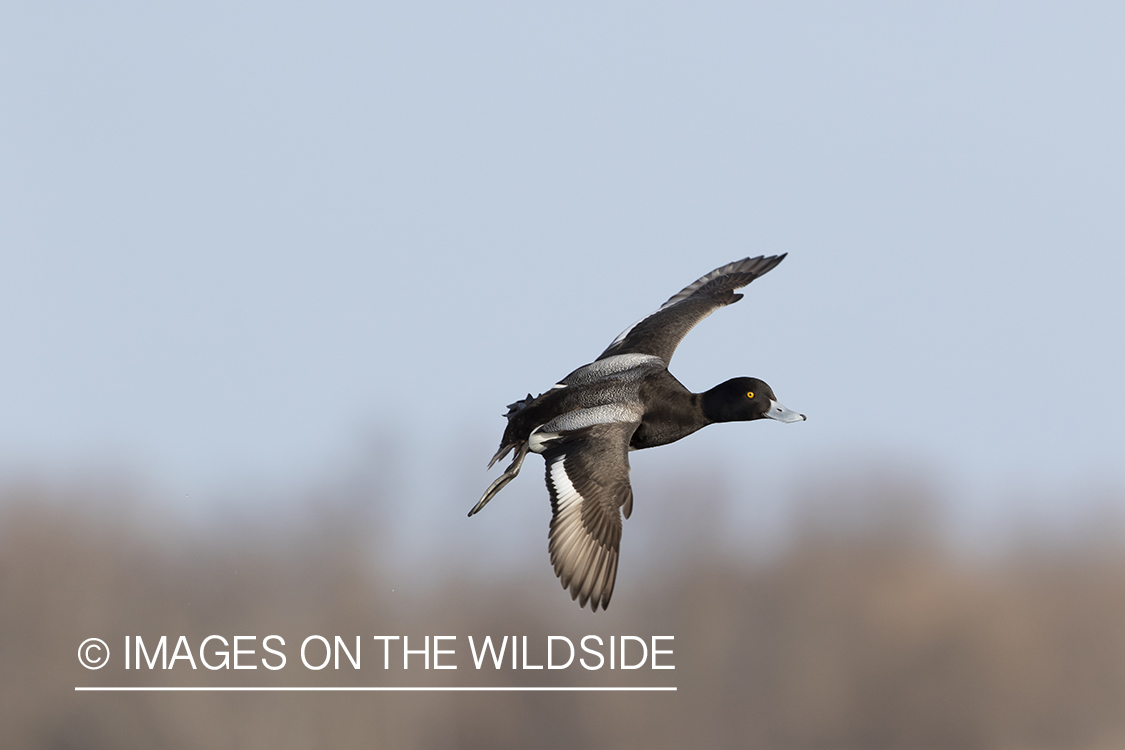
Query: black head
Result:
<box><xmin>702</xmin><ymin>377</ymin><xmax>806</xmax><ymax>424</ymax></box>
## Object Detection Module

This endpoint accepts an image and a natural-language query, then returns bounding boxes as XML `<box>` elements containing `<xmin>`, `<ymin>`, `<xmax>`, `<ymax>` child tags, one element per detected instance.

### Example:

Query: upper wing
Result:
<box><xmin>597</xmin><ymin>254</ymin><xmax>786</xmax><ymax>364</ymax></box>
<box><xmin>541</xmin><ymin>421</ymin><xmax>637</xmax><ymax>612</ymax></box>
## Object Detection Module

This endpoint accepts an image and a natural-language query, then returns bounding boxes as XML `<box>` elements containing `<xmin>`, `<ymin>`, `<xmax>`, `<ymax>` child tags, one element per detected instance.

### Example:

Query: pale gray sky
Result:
<box><xmin>2</xmin><ymin>3</ymin><xmax>1123</xmax><ymax>538</ymax></box>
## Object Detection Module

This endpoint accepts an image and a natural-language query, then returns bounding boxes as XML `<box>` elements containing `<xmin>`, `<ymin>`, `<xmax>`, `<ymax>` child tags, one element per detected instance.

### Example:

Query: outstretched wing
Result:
<box><xmin>597</xmin><ymin>254</ymin><xmax>786</xmax><ymax>364</ymax></box>
<box><xmin>541</xmin><ymin>421</ymin><xmax>637</xmax><ymax>612</ymax></box>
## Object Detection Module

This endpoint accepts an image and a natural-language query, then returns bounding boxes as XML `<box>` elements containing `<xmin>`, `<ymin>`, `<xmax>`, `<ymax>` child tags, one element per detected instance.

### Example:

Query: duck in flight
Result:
<box><xmin>468</xmin><ymin>256</ymin><xmax>805</xmax><ymax>611</ymax></box>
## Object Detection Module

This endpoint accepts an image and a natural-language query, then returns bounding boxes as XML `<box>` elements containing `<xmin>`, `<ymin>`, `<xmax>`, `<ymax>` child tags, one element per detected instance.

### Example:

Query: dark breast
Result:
<box><xmin>630</xmin><ymin>373</ymin><xmax>705</xmax><ymax>450</ymax></box>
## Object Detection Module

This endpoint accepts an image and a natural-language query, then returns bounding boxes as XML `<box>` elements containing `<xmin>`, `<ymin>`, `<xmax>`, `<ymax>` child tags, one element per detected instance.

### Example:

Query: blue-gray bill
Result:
<box><xmin>766</xmin><ymin>400</ymin><xmax>806</xmax><ymax>423</ymax></box>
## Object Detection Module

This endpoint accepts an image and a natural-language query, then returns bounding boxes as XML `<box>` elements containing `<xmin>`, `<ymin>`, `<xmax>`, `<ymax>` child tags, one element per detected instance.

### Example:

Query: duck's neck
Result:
<box><xmin>631</xmin><ymin>386</ymin><xmax>709</xmax><ymax>450</ymax></box>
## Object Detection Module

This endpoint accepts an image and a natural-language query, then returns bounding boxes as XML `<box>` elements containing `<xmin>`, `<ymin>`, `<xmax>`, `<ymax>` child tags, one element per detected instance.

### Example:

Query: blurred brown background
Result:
<box><xmin>5</xmin><ymin>460</ymin><xmax>1124</xmax><ymax>750</ymax></box>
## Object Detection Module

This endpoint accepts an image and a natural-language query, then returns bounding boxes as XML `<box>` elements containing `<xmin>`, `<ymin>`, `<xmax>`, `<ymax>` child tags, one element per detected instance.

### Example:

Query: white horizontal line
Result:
<box><xmin>75</xmin><ymin>686</ymin><xmax>676</xmax><ymax>692</ymax></box>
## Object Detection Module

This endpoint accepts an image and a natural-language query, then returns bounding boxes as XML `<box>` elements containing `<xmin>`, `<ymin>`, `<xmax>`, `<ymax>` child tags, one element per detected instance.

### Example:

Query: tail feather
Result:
<box><xmin>504</xmin><ymin>393</ymin><xmax>535</xmax><ymax>417</ymax></box>
<box><xmin>489</xmin><ymin>393</ymin><xmax>538</xmax><ymax>468</ymax></box>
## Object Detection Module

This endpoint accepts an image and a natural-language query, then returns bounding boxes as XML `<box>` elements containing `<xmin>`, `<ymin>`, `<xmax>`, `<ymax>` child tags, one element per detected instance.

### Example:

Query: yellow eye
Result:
<box><xmin>746</xmin><ymin>391</ymin><xmax>755</xmax><ymax>399</ymax></box>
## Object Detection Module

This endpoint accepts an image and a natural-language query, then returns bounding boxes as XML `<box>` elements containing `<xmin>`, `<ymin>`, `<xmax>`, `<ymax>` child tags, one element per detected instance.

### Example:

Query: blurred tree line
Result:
<box><xmin>2</xmin><ymin>466</ymin><xmax>1124</xmax><ymax>750</ymax></box>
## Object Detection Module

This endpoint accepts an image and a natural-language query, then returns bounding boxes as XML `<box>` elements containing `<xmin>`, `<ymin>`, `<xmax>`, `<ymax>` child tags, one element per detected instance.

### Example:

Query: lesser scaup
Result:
<box><xmin>468</xmin><ymin>256</ymin><xmax>805</xmax><ymax>611</ymax></box>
